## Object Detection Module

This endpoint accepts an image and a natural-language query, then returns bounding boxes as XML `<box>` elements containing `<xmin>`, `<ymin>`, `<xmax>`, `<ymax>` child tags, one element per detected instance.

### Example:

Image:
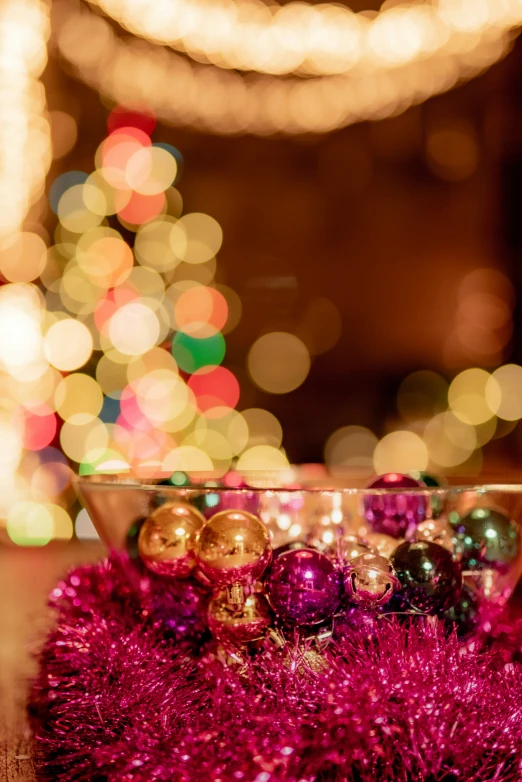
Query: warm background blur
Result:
<box><xmin>3</xmin><ymin>0</ymin><xmax>522</xmax><ymax>545</ymax></box>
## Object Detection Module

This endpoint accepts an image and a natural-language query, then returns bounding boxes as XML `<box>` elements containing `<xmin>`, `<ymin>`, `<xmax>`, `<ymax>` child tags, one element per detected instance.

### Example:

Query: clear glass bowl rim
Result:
<box><xmin>75</xmin><ymin>474</ymin><xmax>522</xmax><ymax>497</ymax></box>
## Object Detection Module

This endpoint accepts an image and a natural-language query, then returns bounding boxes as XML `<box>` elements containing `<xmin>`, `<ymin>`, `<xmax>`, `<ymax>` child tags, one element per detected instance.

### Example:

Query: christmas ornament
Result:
<box><xmin>266</xmin><ymin>548</ymin><xmax>341</xmax><ymax>625</ymax></box>
<box><xmin>443</xmin><ymin>584</ymin><xmax>480</xmax><ymax>638</ymax></box>
<box><xmin>273</xmin><ymin>540</ymin><xmax>310</xmax><ymax>557</ymax></box>
<box><xmin>451</xmin><ymin>507</ymin><xmax>519</xmax><ymax>573</ymax></box>
<box><xmin>306</xmin><ymin>518</ymin><xmax>346</xmax><ymax>556</ymax></box>
<box><xmin>364</xmin><ymin>473</ymin><xmax>427</xmax><ymax>538</ymax></box>
<box><xmin>409</xmin><ymin>471</ymin><xmax>445</xmax><ymax>488</ymax></box>
<box><xmin>31</xmin><ymin>551</ymin><xmax>522</xmax><ymax>782</ymax></box>
<box><xmin>413</xmin><ymin>518</ymin><xmax>454</xmax><ymax>552</ymax></box>
<box><xmin>339</xmin><ymin>534</ymin><xmax>372</xmax><ymax>564</ymax></box>
<box><xmin>361</xmin><ymin>531</ymin><xmax>401</xmax><ymax>559</ymax></box>
<box><xmin>370</xmin><ymin>473</ymin><xmax>422</xmax><ymax>491</ymax></box>
<box><xmin>138</xmin><ymin>502</ymin><xmax>205</xmax><ymax>578</ymax></box>
<box><xmin>410</xmin><ymin>471</ymin><xmax>446</xmax><ymax>517</ymax></box>
<box><xmin>391</xmin><ymin>541</ymin><xmax>462</xmax><ymax>614</ymax></box>
<box><xmin>195</xmin><ymin>510</ymin><xmax>271</xmax><ymax>604</ymax></box>
<box><xmin>208</xmin><ymin>591</ymin><xmax>272</xmax><ymax>646</ymax></box>
<box><xmin>344</xmin><ymin>552</ymin><xmax>400</xmax><ymax>608</ymax></box>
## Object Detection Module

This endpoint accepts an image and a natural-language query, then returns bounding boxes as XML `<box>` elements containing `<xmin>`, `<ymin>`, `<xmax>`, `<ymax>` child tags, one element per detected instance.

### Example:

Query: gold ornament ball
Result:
<box><xmin>138</xmin><ymin>501</ymin><xmax>205</xmax><ymax>578</ymax></box>
<box><xmin>414</xmin><ymin>519</ymin><xmax>454</xmax><ymax>552</ymax></box>
<box><xmin>195</xmin><ymin>509</ymin><xmax>271</xmax><ymax>586</ymax></box>
<box><xmin>208</xmin><ymin>591</ymin><xmax>272</xmax><ymax>646</ymax></box>
<box><xmin>306</xmin><ymin>520</ymin><xmax>346</xmax><ymax>557</ymax></box>
<box><xmin>340</xmin><ymin>534</ymin><xmax>372</xmax><ymax>564</ymax></box>
<box><xmin>363</xmin><ymin>532</ymin><xmax>402</xmax><ymax>559</ymax></box>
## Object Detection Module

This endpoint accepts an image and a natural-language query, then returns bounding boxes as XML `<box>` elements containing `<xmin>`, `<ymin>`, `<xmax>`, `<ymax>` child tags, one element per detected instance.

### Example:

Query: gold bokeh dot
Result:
<box><xmin>44</xmin><ymin>319</ymin><xmax>93</xmax><ymax>371</ymax></box>
<box><xmin>248</xmin><ymin>332</ymin><xmax>310</xmax><ymax>394</ymax></box>
<box><xmin>55</xmin><ymin>373</ymin><xmax>104</xmax><ymax>423</ymax></box>
<box><xmin>373</xmin><ymin>431</ymin><xmax>428</xmax><ymax>474</ymax></box>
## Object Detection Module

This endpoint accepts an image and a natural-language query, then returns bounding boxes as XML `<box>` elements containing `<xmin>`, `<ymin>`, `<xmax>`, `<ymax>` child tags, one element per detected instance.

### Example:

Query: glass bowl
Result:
<box><xmin>75</xmin><ymin>475</ymin><xmax>522</xmax><ymax>607</ymax></box>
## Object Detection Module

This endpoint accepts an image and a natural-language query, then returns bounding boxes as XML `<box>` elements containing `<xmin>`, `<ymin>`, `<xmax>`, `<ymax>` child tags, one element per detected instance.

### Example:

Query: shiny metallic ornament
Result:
<box><xmin>451</xmin><ymin>507</ymin><xmax>519</xmax><ymax>573</ymax></box>
<box><xmin>362</xmin><ymin>532</ymin><xmax>402</xmax><ymax>559</ymax></box>
<box><xmin>282</xmin><ymin>645</ymin><xmax>330</xmax><ymax>674</ymax></box>
<box><xmin>138</xmin><ymin>502</ymin><xmax>205</xmax><ymax>578</ymax></box>
<box><xmin>266</xmin><ymin>548</ymin><xmax>341</xmax><ymax>626</ymax></box>
<box><xmin>306</xmin><ymin>518</ymin><xmax>346</xmax><ymax>557</ymax></box>
<box><xmin>344</xmin><ymin>553</ymin><xmax>400</xmax><ymax>608</ymax></box>
<box><xmin>195</xmin><ymin>510</ymin><xmax>272</xmax><ymax>600</ymax></box>
<box><xmin>364</xmin><ymin>473</ymin><xmax>427</xmax><ymax>537</ymax></box>
<box><xmin>338</xmin><ymin>534</ymin><xmax>372</xmax><ymax>565</ymax></box>
<box><xmin>409</xmin><ymin>471</ymin><xmax>446</xmax><ymax>517</ymax></box>
<box><xmin>409</xmin><ymin>471</ymin><xmax>446</xmax><ymax>488</ymax></box>
<box><xmin>391</xmin><ymin>541</ymin><xmax>462</xmax><ymax>613</ymax></box>
<box><xmin>443</xmin><ymin>584</ymin><xmax>479</xmax><ymax>638</ymax></box>
<box><xmin>208</xmin><ymin>591</ymin><xmax>272</xmax><ymax>646</ymax></box>
<box><xmin>414</xmin><ymin>519</ymin><xmax>454</xmax><ymax>552</ymax></box>
<box><xmin>273</xmin><ymin>540</ymin><xmax>309</xmax><ymax>557</ymax></box>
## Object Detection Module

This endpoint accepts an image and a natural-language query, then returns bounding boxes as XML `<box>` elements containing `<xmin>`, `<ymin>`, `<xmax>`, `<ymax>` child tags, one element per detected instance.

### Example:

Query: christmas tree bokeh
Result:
<box><xmin>0</xmin><ymin>106</ymin><xmax>289</xmax><ymax>545</ymax></box>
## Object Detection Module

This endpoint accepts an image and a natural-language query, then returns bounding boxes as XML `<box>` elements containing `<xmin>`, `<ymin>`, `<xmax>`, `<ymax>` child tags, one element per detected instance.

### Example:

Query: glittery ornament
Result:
<box><xmin>208</xmin><ymin>592</ymin><xmax>272</xmax><ymax>646</ymax></box>
<box><xmin>370</xmin><ymin>473</ymin><xmax>421</xmax><ymax>490</ymax></box>
<box><xmin>266</xmin><ymin>548</ymin><xmax>341</xmax><ymax>625</ymax></box>
<box><xmin>337</xmin><ymin>534</ymin><xmax>372</xmax><ymax>565</ymax></box>
<box><xmin>409</xmin><ymin>471</ymin><xmax>445</xmax><ymax>488</ymax></box>
<box><xmin>391</xmin><ymin>540</ymin><xmax>462</xmax><ymax>614</ymax></box>
<box><xmin>414</xmin><ymin>518</ymin><xmax>454</xmax><ymax>552</ymax></box>
<box><xmin>364</xmin><ymin>473</ymin><xmax>427</xmax><ymax>538</ymax></box>
<box><xmin>195</xmin><ymin>510</ymin><xmax>271</xmax><ymax>588</ymax></box>
<box><xmin>138</xmin><ymin>502</ymin><xmax>205</xmax><ymax>578</ymax></box>
<box><xmin>451</xmin><ymin>507</ymin><xmax>519</xmax><ymax>573</ymax></box>
<box><xmin>273</xmin><ymin>540</ymin><xmax>309</xmax><ymax>557</ymax></box>
<box><xmin>344</xmin><ymin>552</ymin><xmax>400</xmax><ymax>608</ymax></box>
<box><xmin>361</xmin><ymin>531</ymin><xmax>401</xmax><ymax>559</ymax></box>
<box><xmin>410</xmin><ymin>471</ymin><xmax>446</xmax><ymax>517</ymax></box>
<box><xmin>306</xmin><ymin>518</ymin><xmax>346</xmax><ymax>557</ymax></box>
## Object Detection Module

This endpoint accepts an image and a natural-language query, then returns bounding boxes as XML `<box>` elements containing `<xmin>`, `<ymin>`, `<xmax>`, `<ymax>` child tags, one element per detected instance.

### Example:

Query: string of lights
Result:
<box><xmin>0</xmin><ymin>0</ymin><xmax>51</xmax><ymax>242</ymax></box>
<box><xmin>84</xmin><ymin>0</ymin><xmax>522</xmax><ymax>78</ymax></box>
<box><xmin>55</xmin><ymin>3</ymin><xmax>509</xmax><ymax>135</ymax></box>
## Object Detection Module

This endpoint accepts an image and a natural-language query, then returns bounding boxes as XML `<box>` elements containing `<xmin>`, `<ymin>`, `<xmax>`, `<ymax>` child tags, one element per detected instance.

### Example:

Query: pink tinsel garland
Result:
<box><xmin>30</xmin><ymin>553</ymin><xmax>522</xmax><ymax>781</ymax></box>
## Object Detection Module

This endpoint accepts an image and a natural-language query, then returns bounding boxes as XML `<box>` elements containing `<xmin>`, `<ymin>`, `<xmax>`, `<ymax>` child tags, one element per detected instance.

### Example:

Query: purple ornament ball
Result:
<box><xmin>364</xmin><ymin>472</ymin><xmax>428</xmax><ymax>538</ymax></box>
<box><xmin>266</xmin><ymin>549</ymin><xmax>341</xmax><ymax>626</ymax></box>
<box><xmin>370</xmin><ymin>473</ymin><xmax>421</xmax><ymax>491</ymax></box>
<box><xmin>273</xmin><ymin>540</ymin><xmax>310</xmax><ymax>557</ymax></box>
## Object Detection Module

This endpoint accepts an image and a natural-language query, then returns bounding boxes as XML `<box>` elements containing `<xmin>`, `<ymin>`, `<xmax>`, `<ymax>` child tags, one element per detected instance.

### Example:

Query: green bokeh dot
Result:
<box><xmin>171</xmin><ymin>331</ymin><xmax>226</xmax><ymax>373</ymax></box>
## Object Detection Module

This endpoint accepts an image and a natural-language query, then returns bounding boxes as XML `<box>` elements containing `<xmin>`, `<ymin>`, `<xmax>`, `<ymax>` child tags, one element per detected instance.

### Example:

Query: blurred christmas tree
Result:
<box><xmin>0</xmin><ymin>106</ymin><xmax>289</xmax><ymax>545</ymax></box>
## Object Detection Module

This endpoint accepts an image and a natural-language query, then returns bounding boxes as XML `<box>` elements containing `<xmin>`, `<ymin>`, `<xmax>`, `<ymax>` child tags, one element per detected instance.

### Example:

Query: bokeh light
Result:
<box><xmin>486</xmin><ymin>365</ymin><xmax>522</xmax><ymax>421</ymax></box>
<box><xmin>373</xmin><ymin>431</ymin><xmax>429</xmax><ymax>474</ymax></box>
<box><xmin>0</xmin><ymin>103</ymin><xmax>303</xmax><ymax>546</ymax></box>
<box><xmin>44</xmin><ymin>319</ymin><xmax>93</xmax><ymax>371</ymax></box>
<box><xmin>57</xmin><ymin>0</ymin><xmax>517</xmax><ymax>134</ymax></box>
<box><xmin>325</xmin><ymin>426</ymin><xmax>378</xmax><ymax>474</ymax></box>
<box><xmin>448</xmin><ymin>368</ymin><xmax>494</xmax><ymax>425</ymax></box>
<box><xmin>248</xmin><ymin>332</ymin><xmax>310</xmax><ymax>394</ymax></box>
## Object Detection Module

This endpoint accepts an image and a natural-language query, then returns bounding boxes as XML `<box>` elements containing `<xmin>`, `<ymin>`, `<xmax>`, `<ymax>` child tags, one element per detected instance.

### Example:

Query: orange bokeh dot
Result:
<box><xmin>175</xmin><ymin>286</ymin><xmax>228</xmax><ymax>335</ymax></box>
<box><xmin>188</xmin><ymin>366</ymin><xmax>240</xmax><ymax>412</ymax></box>
<box><xmin>94</xmin><ymin>284</ymin><xmax>140</xmax><ymax>332</ymax></box>
<box><xmin>118</xmin><ymin>191</ymin><xmax>166</xmax><ymax>225</ymax></box>
<box><xmin>79</xmin><ymin>235</ymin><xmax>134</xmax><ymax>288</ymax></box>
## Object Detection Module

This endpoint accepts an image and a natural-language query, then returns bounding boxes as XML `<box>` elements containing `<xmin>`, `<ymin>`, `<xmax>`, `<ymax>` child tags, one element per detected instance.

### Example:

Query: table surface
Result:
<box><xmin>0</xmin><ymin>543</ymin><xmax>103</xmax><ymax>782</ymax></box>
